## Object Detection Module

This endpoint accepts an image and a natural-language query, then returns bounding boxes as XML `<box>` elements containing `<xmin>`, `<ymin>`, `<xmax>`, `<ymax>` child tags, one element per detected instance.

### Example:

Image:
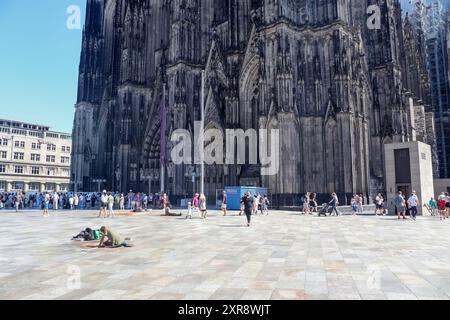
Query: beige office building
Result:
<box><xmin>0</xmin><ymin>119</ymin><xmax>72</xmax><ymax>193</ymax></box>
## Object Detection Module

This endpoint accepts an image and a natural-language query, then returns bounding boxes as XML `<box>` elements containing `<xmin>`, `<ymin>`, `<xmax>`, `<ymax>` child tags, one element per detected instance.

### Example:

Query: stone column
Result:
<box><xmin>56</xmin><ymin>184</ymin><xmax>61</xmax><ymax>192</ymax></box>
<box><xmin>24</xmin><ymin>183</ymin><xmax>29</xmax><ymax>193</ymax></box>
<box><xmin>6</xmin><ymin>182</ymin><xmax>12</xmax><ymax>192</ymax></box>
<box><xmin>40</xmin><ymin>183</ymin><xmax>45</xmax><ymax>192</ymax></box>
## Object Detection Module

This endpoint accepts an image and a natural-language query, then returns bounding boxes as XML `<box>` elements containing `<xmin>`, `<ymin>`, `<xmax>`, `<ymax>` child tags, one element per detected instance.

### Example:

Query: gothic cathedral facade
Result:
<box><xmin>72</xmin><ymin>0</ymin><xmax>429</xmax><ymax>204</ymax></box>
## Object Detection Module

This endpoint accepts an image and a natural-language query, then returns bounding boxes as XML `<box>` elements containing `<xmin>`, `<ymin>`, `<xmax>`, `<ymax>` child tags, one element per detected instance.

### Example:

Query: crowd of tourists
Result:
<box><xmin>3</xmin><ymin>188</ymin><xmax>450</xmax><ymax>223</ymax></box>
<box><xmin>0</xmin><ymin>191</ymin><xmax>168</xmax><ymax>212</ymax></box>
<box><xmin>392</xmin><ymin>191</ymin><xmax>450</xmax><ymax>221</ymax></box>
<box><xmin>300</xmin><ymin>190</ymin><xmax>450</xmax><ymax>221</ymax></box>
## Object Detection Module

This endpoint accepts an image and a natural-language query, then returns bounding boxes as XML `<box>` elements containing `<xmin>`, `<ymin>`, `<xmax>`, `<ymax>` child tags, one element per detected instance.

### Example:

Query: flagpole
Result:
<box><xmin>200</xmin><ymin>70</ymin><xmax>205</xmax><ymax>195</ymax></box>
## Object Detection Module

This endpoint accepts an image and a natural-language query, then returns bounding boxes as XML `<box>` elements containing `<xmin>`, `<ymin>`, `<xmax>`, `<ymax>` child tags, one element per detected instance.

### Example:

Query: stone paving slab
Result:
<box><xmin>0</xmin><ymin>209</ymin><xmax>450</xmax><ymax>300</ymax></box>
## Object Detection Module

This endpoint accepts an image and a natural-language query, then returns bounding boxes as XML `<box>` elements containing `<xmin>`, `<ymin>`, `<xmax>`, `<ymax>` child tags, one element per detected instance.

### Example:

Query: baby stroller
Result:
<box><xmin>318</xmin><ymin>203</ymin><xmax>331</xmax><ymax>217</ymax></box>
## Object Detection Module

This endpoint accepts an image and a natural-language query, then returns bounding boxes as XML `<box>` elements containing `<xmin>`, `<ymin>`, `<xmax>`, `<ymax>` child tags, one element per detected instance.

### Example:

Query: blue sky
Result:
<box><xmin>0</xmin><ymin>1</ymin><xmax>442</xmax><ymax>133</ymax></box>
<box><xmin>0</xmin><ymin>0</ymin><xmax>85</xmax><ymax>133</ymax></box>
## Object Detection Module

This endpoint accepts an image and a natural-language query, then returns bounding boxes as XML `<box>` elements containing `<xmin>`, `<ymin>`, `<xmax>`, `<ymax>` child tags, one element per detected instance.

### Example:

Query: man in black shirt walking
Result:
<box><xmin>241</xmin><ymin>192</ymin><xmax>254</xmax><ymax>227</ymax></box>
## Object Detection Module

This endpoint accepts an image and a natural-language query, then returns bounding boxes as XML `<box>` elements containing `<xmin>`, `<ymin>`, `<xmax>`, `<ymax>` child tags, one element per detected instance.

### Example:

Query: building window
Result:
<box><xmin>31</xmin><ymin>154</ymin><xmax>41</xmax><ymax>161</ymax></box>
<box><xmin>66</xmin><ymin>146</ymin><xmax>71</xmax><ymax>153</ymax></box>
<box><xmin>31</xmin><ymin>142</ymin><xmax>41</xmax><ymax>150</ymax></box>
<box><xmin>421</xmin><ymin>153</ymin><xmax>427</xmax><ymax>160</ymax></box>
<box><xmin>61</xmin><ymin>168</ymin><xmax>70</xmax><ymax>176</ymax></box>
<box><xmin>11</xmin><ymin>129</ymin><xmax>26</xmax><ymax>135</ymax></box>
<box><xmin>14</xmin><ymin>141</ymin><xmax>25</xmax><ymax>148</ymax></box>
<box><xmin>60</xmin><ymin>184</ymin><xmax>69</xmax><ymax>192</ymax></box>
<box><xmin>13</xmin><ymin>152</ymin><xmax>24</xmax><ymax>160</ymax></box>
<box><xmin>1</xmin><ymin>138</ymin><xmax>7</xmax><ymax>146</ymax></box>
<box><xmin>0</xmin><ymin>164</ymin><xmax>5</xmax><ymax>173</ymax></box>
<box><xmin>47</xmin><ymin>144</ymin><xmax>56</xmax><ymax>151</ymax></box>
<box><xmin>14</xmin><ymin>166</ymin><xmax>24</xmax><ymax>174</ymax></box>
<box><xmin>61</xmin><ymin>156</ymin><xmax>70</xmax><ymax>164</ymax></box>
<box><xmin>0</xmin><ymin>151</ymin><xmax>6</xmax><ymax>159</ymax></box>
<box><xmin>29</xmin><ymin>182</ymin><xmax>40</xmax><ymax>191</ymax></box>
<box><xmin>45</xmin><ymin>183</ymin><xmax>56</xmax><ymax>191</ymax></box>
<box><xmin>12</xmin><ymin>181</ymin><xmax>24</xmax><ymax>190</ymax></box>
<box><xmin>46</xmin><ymin>132</ymin><xmax>59</xmax><ymax>138</ymax></box>
<box><xmin>29</xmin><ymin>131</ymin><xmax>43</xmax><ymax>138</ymax></box>
<box><xmin>47</xmin><ymin>168</ymin><xmax>55</xmax><ymax>176</ymax></box>
<box><xmin>46</xmin><ymin>155</ymin><xmax>56</xmax><ymax>163</ymax></box>
<box><xmin>31</xmin><ymin>167</ymin><xmax>40</xmax><ymax>175</ymax></box>
<box><xmin>0</xmin><ymin>181</ymin><xmax>5</xmax><ymax>191</ymax></box>
<box><xmin>45</xmin><ymin>132</ymin><xmax>59</xmax><ymax>139</ymax></box>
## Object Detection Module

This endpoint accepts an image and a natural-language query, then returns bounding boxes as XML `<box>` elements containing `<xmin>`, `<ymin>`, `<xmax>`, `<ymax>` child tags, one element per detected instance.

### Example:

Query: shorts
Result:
<box><xmin>395</xmin><ymin>206</ymin><xmax>405</xmax><ymax>213</ymax></box>
<box><xmin>221</xmin><ymin>204</ymin><xmax>227</xmax><ymax>210</ymax></box>
<box><xmin>376</xmin><ymin>204</ymin><xmax>383</xmax><ymax>209</ymax></box>
<box><xmin>44</xmin><ymin>202</ymin><xmax>49</xmax><ymax>209</ymax></box>
<box><xmin>446</xmin><ymin>203</ymin><xmax>450</xmax><ymax>208</ymax></box>
<box><xmin>101</xmin><ymin>202</ymin><xmax>107</xmax><ymax>209</ymax></box>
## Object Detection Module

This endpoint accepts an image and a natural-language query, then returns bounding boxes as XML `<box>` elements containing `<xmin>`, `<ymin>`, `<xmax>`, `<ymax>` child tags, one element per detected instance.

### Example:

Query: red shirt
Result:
<box><xmin>192</xmin><ymin>196</ymin><xmax>199</xmax><ymax>207</ymax></box>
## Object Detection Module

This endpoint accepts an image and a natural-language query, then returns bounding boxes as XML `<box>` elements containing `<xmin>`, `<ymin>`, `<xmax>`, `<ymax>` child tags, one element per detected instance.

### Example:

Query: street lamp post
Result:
<box><xmin>200</xmin><ymin>70</ymin><xmax>205</xmax><ymax>195</ymax></box>
<box><xmin>92</xmin><ymin>179</ymin><xmax>106</xmax><ymax>192</ymax></box>
<box><xmin>185</xmin><ymin>166</ymin><xmax>200</xmax><ymax>196</ymax></box>
<box><xmin>141</xmin><ymin>171</ymin><xmax>160</xmax><ymax>195</ymax></box>
<box><xmin>73</xmin><ymin>180</ymin><xmax>82</xmax><ymax>193</ymax></box>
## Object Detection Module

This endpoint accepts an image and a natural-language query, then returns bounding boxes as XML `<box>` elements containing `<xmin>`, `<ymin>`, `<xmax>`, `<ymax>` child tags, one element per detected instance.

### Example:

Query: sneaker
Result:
<box><xmin>247</xmin><ymin>223</ymin><xmax>250</xmax><ymax>227</ymax></box>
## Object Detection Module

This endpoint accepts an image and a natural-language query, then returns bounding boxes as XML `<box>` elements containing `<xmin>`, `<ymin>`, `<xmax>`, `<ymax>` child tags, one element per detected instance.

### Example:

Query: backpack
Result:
<box><xmin>92</xmin><ymin>229</ymin><xmax>101</xmax><ymax>240</ymax></box>
<box><xmin>438</xmin><ymin>199</ymin><xmax>446</xmax><ymax>210</ymax></box>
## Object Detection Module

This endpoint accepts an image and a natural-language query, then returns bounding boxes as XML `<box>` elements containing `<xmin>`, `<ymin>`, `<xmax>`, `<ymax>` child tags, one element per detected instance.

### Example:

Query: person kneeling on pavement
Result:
<box><xmin>98</xmin><ymin>226</ymin><xmax>133</xmax><ymax>248</ymax></box>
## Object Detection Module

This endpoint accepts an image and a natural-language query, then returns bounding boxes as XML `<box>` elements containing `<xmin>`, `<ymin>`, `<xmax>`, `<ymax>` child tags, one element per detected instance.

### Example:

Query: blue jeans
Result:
<box><xmin>331</xmin><ymin>205</ymin><xmax>340</xmax><ymax>215</ymax></box>
<box><xmin>410</xmin><ymin>206</ymin><xmax>418</xmax><ymax>219</ymax></box>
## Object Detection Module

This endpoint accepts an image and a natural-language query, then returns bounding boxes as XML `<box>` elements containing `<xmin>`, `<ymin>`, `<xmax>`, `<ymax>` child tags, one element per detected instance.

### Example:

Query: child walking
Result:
<box><xmin>185</xmin><ymin>202</ymin><xmax>193</xmax><ymax>220</ymax></box>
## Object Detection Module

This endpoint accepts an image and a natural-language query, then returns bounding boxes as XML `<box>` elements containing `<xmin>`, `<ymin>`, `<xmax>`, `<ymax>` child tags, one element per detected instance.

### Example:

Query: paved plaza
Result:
<box><xmin>1</xmin><ymin>209</ymin><xmax>450</xmax><ymax>300</ymax></box>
